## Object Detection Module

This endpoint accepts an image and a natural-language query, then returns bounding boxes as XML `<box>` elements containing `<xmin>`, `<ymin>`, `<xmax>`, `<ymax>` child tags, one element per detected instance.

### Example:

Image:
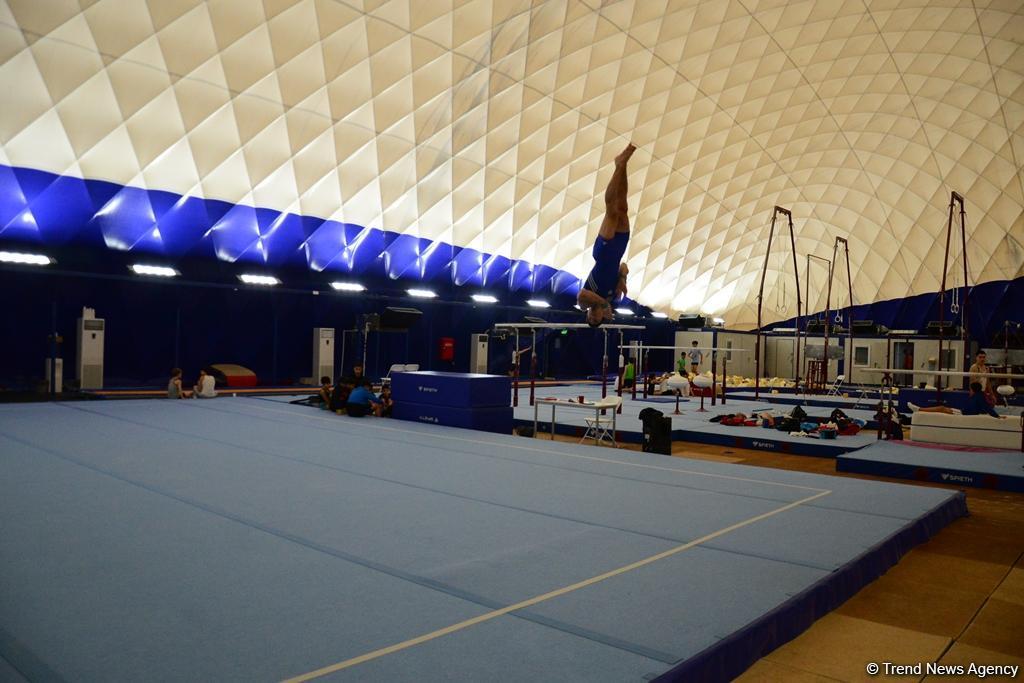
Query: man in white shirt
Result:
<box><xmin>968</xmin><ymin>350</ymin><xmax>991</xmax><ymax>393</ymax></box>
<box><xmin>687</xmin><ymin>341</ymin><xmax>703</xmax><ymax>374</ymax></box>
<box><xmin>192</xmin><ymin>369</ymin><xmax>217</xmax><ymax>398</ymax></box>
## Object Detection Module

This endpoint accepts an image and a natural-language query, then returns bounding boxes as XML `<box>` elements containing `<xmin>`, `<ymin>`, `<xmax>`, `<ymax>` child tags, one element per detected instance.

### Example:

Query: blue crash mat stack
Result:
<box><xmin>391</xmin><ymin>371</ymin><xmax>512</xmax><ymax>434</ymax></box>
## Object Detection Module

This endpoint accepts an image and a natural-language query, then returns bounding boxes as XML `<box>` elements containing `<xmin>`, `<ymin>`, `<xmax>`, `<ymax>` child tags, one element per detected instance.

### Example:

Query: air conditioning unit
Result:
<box><xmin>469</xmin><ymin>333</ymin><xmax>488</xmax><ymax>373</ymax></box>
<box><xmin>313</xmin><ymin>328</ymin><xmax>334</xmax><ymax>382</ymax></box>
<box><xmin>76</xmin><ymin>307</ymin><xmax>104</xmax><ymax>389</ymax></box>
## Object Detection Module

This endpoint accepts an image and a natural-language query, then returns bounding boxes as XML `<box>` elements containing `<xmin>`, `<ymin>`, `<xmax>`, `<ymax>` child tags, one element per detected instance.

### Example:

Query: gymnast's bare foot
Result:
<box><xmin>615</xmin><ymin>143</ymin><xmax>636</xmax><ymax>166</ymax></box>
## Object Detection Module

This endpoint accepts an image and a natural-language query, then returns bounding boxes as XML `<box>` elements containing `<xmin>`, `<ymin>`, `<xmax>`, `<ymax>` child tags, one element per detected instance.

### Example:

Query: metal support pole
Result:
<box><xmin>512</xmin><ymin>330</ymin><xmax>520</xmax><ymax>407</ymax></box>
<box><xmin>642</xmin><ymin>348</ymin><xmax>650</xmax><ymax>399</ymax></box>
<box><xmin>937</xmin><ymin>192</ymin><xmax>958</xmax><ymax>401</ymax></box>
<box><xmin>626</xmin><ymin>342</ymin><xmax>634</xmax><ymax>401</ymax></box>
<box><xmin>602</xmin><ymin>329</ymin><xmax>609</xmax><ymax>399</ymax></box>
<box><xmin>362</xmin><ymin>322</ymin><xmax>370</xmax><ymax>375</ymax></box>
<box><xmin>530</xmin><ymin>330</ymin><xmax>537</xmax><ymax>407</ymax></box>
<box><xmin>711</xmin><ymin>349</ymin><xmax>717</xmax><ymax>407</ymax></box>
<box><xmin>722</xmin><ymin>354</ymin><xmax>728</xmax><ymax>405</ymax></box>
<box><xmin>755</xmin><ymin>207</ymin><xmax>786</xmax><ymax>399</ymax></box>
<box><xmin>788</xmin><ymin>212</ymin><xmax>803</xmax><ymax>388</ymax></box>
<box><xmin>958</xmin><ymin>194</ymin><xmax>969</xmax><ymax>388</ymax></box>
<box><xmin>49</xmin><ymin>301</ymin><xmax>57</xmax><ymax>399</ymax></box>
<box><xmin>843</xmin><ymin>238</ymin><xmax>853</xmax><ymax>381</ymax></box>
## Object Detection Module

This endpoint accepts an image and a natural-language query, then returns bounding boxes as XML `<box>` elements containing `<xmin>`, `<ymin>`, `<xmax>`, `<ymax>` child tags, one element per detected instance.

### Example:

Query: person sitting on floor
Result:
<box><xmin>330</xmin><ymin>377</ymin><xmax>354</xmax><ymax>413</ymax></box>
<box><xmin>346</xmin><ymin>378</ymin><xmax>383</xmax><ymax>417</ymax></box>
<box><xmin>192</xmin><ymin>369</ymin><xmax>216</xmax><ymax>399</ymax></box>
<box><xmin>378</xmin><ymin>384</ymin><xmax>394</xmax><ymax>417</ymax></box>
<box><xmin>316</xmin><ymin>376</ymin><xmax>332</xmax><ymax>406</ymax></box>
<box><xmin>909</xmin><ymin>382</ymin><xmax>1004</xmax><ymax>418</ymax></box>
<box><xmin>167</xmin><ymin>368</ymin><xmax>185</xmax><ymax>399</ymax></box>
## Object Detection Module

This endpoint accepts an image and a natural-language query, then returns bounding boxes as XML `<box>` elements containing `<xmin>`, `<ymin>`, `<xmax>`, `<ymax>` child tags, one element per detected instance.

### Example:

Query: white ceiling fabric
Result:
<box><xmin>1</xmin><ymin>0</ymin><xmax>1022</xmax><ymax>326</ymax></box>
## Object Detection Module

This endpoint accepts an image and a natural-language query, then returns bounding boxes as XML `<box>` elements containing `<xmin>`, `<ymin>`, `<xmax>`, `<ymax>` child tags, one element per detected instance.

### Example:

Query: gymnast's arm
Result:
<box><xmin>614</xmin><ymin>263</ymin><xmax>628</xmax><ymax>298</ymax></box>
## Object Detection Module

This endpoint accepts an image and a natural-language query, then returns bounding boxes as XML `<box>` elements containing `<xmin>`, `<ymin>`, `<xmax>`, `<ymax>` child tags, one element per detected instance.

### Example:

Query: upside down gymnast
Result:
<box><xmin>578</xmin><ymin>143</ymin><xmax>636</xmax><ymax>327</ymax></box>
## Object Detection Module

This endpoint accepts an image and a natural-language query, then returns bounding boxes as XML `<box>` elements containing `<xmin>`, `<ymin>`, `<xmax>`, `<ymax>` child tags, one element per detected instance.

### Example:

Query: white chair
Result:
<box><xmin>381</xmin><ymin>364</ymin><xmax>405</xmax><ymax>386</ymax></box>
<box><xmin>825</xmin><ymin>374</ymin><xmax>845</xmax><ymax>397</ymax></box>
<box><xmin>581</xmin><ymin>396</ymin><xmax>623</xmax><ymax>446</ymax></box>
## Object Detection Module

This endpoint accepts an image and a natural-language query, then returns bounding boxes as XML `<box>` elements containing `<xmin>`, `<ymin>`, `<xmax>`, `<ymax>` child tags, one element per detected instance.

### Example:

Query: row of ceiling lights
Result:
<box><xmin>2</xmin><ymin>250</ymin><xmax>673</xmax><ymax>318</ymax></box>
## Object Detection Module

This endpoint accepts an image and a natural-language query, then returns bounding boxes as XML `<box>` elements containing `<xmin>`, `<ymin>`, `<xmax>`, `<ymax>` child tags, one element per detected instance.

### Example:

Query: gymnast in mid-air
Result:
<box><xmin>578</xmin><ymin>142</ymin><xmax>636</xmax><ymax>327</ymax></box>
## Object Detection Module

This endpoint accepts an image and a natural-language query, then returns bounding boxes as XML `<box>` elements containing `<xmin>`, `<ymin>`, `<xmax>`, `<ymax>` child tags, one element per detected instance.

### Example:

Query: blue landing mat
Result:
<box><xmin>0</xmin><ymin>400</ymin><xmax>965</xmax><ymax>682</ymax></box>
<box><xmin>837</xmin><ymin>441</ymin><xmax>1024</xmax><ymax>492</ymax></box>
<box><xmin>515</xmin><ymin>385</ymin><xmax>878</xmax><ymax>457</ymax></box>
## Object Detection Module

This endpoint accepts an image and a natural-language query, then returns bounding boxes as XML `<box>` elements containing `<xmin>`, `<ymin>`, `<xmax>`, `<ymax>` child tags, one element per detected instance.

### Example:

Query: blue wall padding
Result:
<box><xmin>774</xmin><ymin>277</ymin><xmax>1024</xmax><ymax>346</ymax></box>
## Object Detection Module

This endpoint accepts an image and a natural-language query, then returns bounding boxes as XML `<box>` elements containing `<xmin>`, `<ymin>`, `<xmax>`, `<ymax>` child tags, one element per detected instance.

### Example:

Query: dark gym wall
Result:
<box><xmin>0</xmin><ymin>267</ymin><xmax>673</xmax><ymax>390</ymax></box>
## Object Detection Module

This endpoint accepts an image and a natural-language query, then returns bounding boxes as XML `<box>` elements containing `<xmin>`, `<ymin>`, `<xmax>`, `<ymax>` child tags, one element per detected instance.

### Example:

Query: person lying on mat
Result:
<box><xmin>910</xmin><ymin>382</ymin><xmax>1004</xmax><ymax>418</ymax></box>
<box><xmin>192</xmin><ymin>369</ymin><xmax>216</xmax><ymax>398</ymax></box>
<box><xmin>346</xmin><ymin>379</ymin><xmax>383</xmax><ymax>417</ymax></box>
<box><xmin>167</xmin><ymin>368</ymin><xmax>185</xmax><ymax>399</ymax></box>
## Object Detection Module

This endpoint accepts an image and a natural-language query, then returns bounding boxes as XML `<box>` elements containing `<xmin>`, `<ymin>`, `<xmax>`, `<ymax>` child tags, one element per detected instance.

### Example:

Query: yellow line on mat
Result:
<box><xmin>280</xmin><ymin>489</ymin><xmax>831</xmax><ymax>682</ymax></box>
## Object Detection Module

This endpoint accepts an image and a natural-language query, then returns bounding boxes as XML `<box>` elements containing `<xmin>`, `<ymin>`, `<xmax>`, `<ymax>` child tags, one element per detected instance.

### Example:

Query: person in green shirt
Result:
<box><xmin>676</xmin><ymin>352</ymin><xmax>687</xmax><ymax>374</ymax></box>
<box><xmin>623</xmin><ymin>360</ymin><xmax>636</xmax><ymax>387</ymax></box>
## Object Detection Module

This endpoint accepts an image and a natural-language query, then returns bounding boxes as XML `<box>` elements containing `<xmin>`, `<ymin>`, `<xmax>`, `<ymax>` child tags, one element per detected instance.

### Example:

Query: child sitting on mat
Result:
<box><xmin>192</xmin><ymin>369</ymin><xmax>216</xmax><ymax>399</ymax></box>
<box><xmin>316</xmin><ymin>376</ymin><xmax>332</xmax><ymax>407</ymax></box>
<box><xmin>330</xmin><ymin>377</ymin><xmax>354</xmax><ymax>413</ymax></box>
<box><xmin>167</xmin><ymin>368</ymin><xmax>185</xmax><ymax>399</ymax></box>
<box><xmin>378</xmin><ymin>384</ymin><xmax>394</xmax><ymax>417</ymax></box>
<box><xmin>346</xmin><ymin>379</ymin><xmax>383</xmax><ymax>417</ymax></box>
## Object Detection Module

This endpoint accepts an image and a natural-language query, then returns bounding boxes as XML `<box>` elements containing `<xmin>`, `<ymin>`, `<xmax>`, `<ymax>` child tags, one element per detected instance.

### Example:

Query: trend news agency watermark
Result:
<box><xmin>866</xmin><ymin>662</ymin><xmax>1019</xmax><ymax>678</ymax></box>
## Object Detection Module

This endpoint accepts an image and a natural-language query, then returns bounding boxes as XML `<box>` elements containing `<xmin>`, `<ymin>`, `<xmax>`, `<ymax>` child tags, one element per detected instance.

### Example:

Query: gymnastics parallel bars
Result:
<box><xmin>621</xmin><ymin>342</ymin><xmax>748</xmax><ymax>406</ymax></box>
<box><xmin>494</xmin><ymin>323</ymin><xmax>645</xmax><ymax>406</ymax></box>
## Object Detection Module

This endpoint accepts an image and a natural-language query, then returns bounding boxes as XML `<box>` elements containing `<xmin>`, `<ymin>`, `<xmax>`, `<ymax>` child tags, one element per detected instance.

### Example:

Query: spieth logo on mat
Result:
<box><xmin>417</xmin><ymin>385</ymin><xmax>438</xmax><ymax>393</ymax></box>
<box><xmin>419</xmin><ymin>415</ymin><xmax>439</xmax><ymax>423</ymax></box>
<box><xmin>751</xmin><ymin>441</ymin><xmax>776</xmax><ymax>450</ymax></box>
<box><xmin>940</xmin><ymin>472</ymin><xmax>973</xmax><ymax>484</ymax></box>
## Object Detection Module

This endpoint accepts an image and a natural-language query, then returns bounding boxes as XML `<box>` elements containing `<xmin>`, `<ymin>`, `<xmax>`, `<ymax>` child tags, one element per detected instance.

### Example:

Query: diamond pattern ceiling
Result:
<box><xmin>0</xmin><ymin>0</ymin><xmax>1022</xmax><ymax>327</ymax></box>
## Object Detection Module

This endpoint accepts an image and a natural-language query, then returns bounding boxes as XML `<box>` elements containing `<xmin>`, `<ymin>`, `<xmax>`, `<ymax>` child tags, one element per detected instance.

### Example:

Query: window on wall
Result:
<box><xmin>854</xmin><ymin>346</ymin><xmax>869</xmax><ymax>366</ymax></box>
<box><xmin>726</xmin><ymin>340</ymin><xmax>733</xmax><ymax>362</ymax></box>
<box><xmin>940</xmin><ymin>348</ymin><xmax>957</xmax><ymax>369</ymax></box>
